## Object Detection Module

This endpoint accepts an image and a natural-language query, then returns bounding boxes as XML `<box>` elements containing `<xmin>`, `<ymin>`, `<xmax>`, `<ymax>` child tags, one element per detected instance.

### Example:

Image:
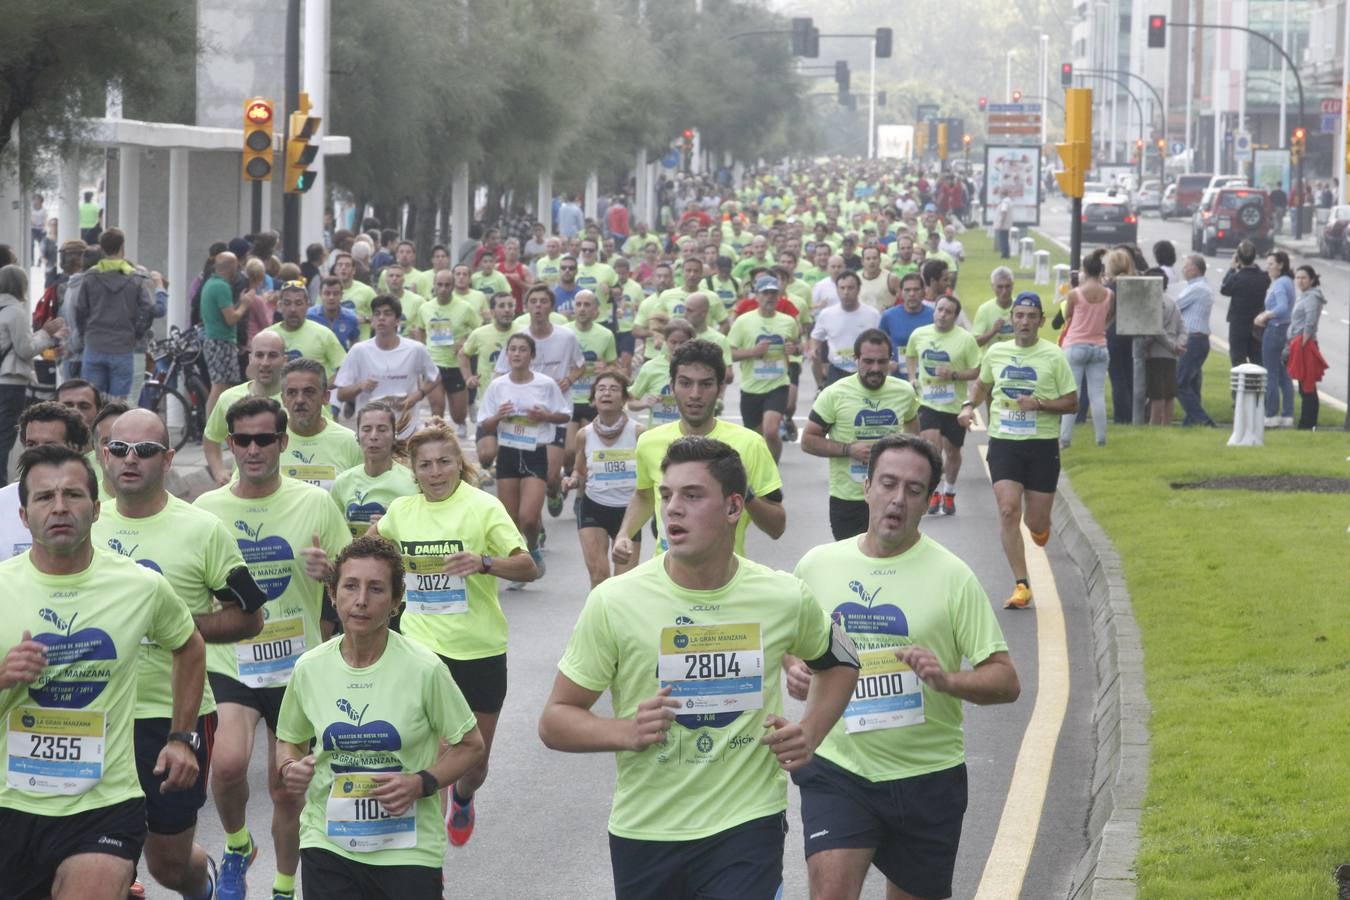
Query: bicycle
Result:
<box><xmin>138</xmin><ymin>325</ymin><xmax>210</xmax><ymax>450</ymax></box>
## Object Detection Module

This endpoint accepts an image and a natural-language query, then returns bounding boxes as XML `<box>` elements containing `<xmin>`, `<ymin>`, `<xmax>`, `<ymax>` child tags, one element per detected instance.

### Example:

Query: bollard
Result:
<box><xmin>1019</xmin><ymin>237</ymin><xmax>1035</xmax><ymax>270</ymax></box>
<box><xmin>1034</xmin><ymin>250</ymin><xmax>1051</xmax><ymax>285</ymax></box>
<box><xmin>1009</xmin><ymin>226</ymin><xmax>1021</xmax><ymax>248</ymax></box>
<box><xmin>1228</xmin><ymin>364</ymin><xmax>1268</xmax><ymax>446</ymax></box>
<box><xmin>1053</xmin><ymin>263</ymin><xmax>1071</xmax><ymax>300</ymax></box>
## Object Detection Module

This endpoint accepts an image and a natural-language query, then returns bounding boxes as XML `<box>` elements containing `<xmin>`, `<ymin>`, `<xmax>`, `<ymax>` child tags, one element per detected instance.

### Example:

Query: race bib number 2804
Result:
<box><xmin>657</xmin><ymin>623</ymin><xmax>764</xmax><ymax>713</ymax></box>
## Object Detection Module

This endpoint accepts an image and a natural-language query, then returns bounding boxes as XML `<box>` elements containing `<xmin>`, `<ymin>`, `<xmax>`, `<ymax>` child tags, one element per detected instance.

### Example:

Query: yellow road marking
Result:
<box><xmin>972</xmin><ymin>445</ymin><xmax>1071</xmax><ymax>899</ymax></box>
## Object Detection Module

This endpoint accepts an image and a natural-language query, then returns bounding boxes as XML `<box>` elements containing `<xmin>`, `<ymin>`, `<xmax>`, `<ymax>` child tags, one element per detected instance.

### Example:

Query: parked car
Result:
<box><xmin>1167</xmin><ymin>172</ymin><xmax>1214</xmax><ymax>219</ymax></box>
<box><xmin>1191</xmin><ymin>187</ymin><xmax>1274</xmax><ymax>256</ymax></box>
<box><xmin>1136</xmin><ymin>180</ymin><xmax>1162</xmax><ymax>210</ymax></box>
<box><xmin>1081</xmin><ymin>196</ymin><xmax>1139</xmax><ymax>245</ymax></box>
<box><xmin>1082</xmin><ymin>181</ymin><xmax>1108</xmax><ymax>197</ymax></box>
<box><xmin>1317</xmin><ymin>204</ymin><xmax>1350</xmax><ymax>259</ymax></box>
<box><xmin>1159</xmin><ymin>183</ymin><xmax>1178</xmax><ymax>218</ymax></box>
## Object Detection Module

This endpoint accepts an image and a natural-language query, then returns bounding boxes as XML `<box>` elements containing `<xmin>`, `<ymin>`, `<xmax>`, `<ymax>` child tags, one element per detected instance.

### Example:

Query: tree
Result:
<box><xmin>0</xmin><ymin>0</ymin><xmax>197</xmax><ymax>162</ymax></box>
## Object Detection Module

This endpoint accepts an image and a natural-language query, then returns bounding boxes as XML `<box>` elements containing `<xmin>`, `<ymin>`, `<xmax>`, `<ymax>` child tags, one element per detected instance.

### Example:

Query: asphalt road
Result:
<box><xmin>1038</xmin><ymin>200</ymin><xmax>1350</xmax><ymax>409</ymax></box>
<box><xmin>142</xmin><ymin>374</ymin><xmax>1098</xmax><ymax>900</ymax></box>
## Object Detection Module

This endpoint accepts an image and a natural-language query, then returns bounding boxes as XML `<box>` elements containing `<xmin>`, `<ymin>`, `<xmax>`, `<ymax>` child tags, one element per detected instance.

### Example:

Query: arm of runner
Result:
<box><xmin>276</xmin><ymin>743</ymin><xmax>316</xmax><ymax>795</ymax></box>
<box><xmin>898</xmin><ymin>647</ymin><xmax>1020</xmax><ymax>705</ymax></box>
<box><xmin>539</xmin><ymin>676</ymin><xmax>680</xmax><ymax>754</ymax></box>
<box><xmin>371</xmin><ymin>726</ymin><xmax>486</xmax><ymax>817</ymax></box>
<box><xmin>612</xmin><ymin>487</ymin><xmax>654</xmax><ymax>565</ymax></box>
<box><xmin>156</xmin><ymin>629</ymin><xmax>206</xmax><ymax>792</ymax></box>
<box><xmin>745</xmin><ymin>491</ymin><xmax>786</xmax><ymax>540</ymax></box>
<box><xmin>761</xmin><ymin>661</ymin><xmax>858</xmax><ymax>773</ymax></box>
<box><xmin>203</xmin><ymin>440</ymin><xmax>231</xmax><ymax>486</ymax></box>
<box><xmin>0</xmin><ymin>630</ymin><xmax>47</xmax><ymax>691</ymax></box>
<box><xmin>957</xmin><ymin>380</ymin><xmax>991</xmax><ymax>428</ymax></box>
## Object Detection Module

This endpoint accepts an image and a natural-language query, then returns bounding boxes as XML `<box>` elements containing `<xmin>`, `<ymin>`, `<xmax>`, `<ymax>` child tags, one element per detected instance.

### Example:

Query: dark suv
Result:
<box><xmin>1192</xmin><ymin>187</ymin><xmax>1274</xmax><ymax>256</ymax></box>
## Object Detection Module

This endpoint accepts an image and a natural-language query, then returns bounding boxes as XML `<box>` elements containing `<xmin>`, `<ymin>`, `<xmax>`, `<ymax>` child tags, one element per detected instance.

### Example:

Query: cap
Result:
<box><xmin>923</xmin><ymin>203</ymin><xmax>937</xmax><ymax>213</ymax></box>
<box><xmin>716</xmin><ymin>255</ymin><xmax>734</xmax><ymax>269</ymax></box>
<box><xmin>1012</xmin><ymin>291</ymin><xmax>1043</xmax><ymax>310</ymax></box>
<box><xmin>227</xmin><ymin>237</ymin><xmax>252</xmax><ymax>257</ymax></box>
<box><xmin>754</xmin><ymin>275</ymin><xmax>781</xmax><ymax>293</ymax></box>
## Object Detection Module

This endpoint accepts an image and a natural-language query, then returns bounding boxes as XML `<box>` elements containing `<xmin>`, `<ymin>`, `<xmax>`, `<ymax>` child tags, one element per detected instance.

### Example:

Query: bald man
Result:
<box><xmin>202</xmin><ymin>331</ymin><xmax>288</xmax><ymax>485</ymax></box>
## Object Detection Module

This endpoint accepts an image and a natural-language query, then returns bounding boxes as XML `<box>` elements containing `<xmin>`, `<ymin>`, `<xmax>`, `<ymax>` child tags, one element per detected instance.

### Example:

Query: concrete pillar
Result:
<box><xmin>450</xmin><ymin>163</ymin><xmax>469</xmax><ymax>255</ymax></box>
<box><xmin>646</xmin><ymin>162</ymin><xmax>659</xmax><ymax>230</ymax></box>
<box><xmin>584</xmin><ymin>172</ymin><xmax>598</xmax><ymax>221</ymax></box>
<box><xmin>167</xmin><ymin>149</ymin><xmax>190</xmax><ymax>333</ymax></box>
<box><xmin>633</xmin><ymin>149</ymin><xmax>648</xmax><ymax>228</ymax></box>
<box><xmin>300</xmin><ymin>0</ymin><xmax>329</xmax><ymax>251</ymax></box>
<box><xmin>537</xmin><ymin>170</ymin><xmax>552</xmax><ymax>233</ymax></box>
<box><xmin>260</xmin><ymin>181</ymin><xmax>274</xmax><ymax>234</ymax></box>
<box><xmin>0</xmin><ymin>123</ymin><xmax>22</xmax><ymax>259</ymax></box>
<box><xmin>117</xmin><ymin>147</ymin><xmax>141</xmax><ymax>263</ymax></box>
<box><xmin>59</xmin><ymin>154</ymin><xmax>80</xmax><ymax>246</ymax></box>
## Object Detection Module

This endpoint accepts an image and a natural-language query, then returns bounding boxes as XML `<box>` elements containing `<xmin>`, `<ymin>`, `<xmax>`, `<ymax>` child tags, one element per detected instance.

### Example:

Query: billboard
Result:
<box><xmin>982</xmin><ymin>145</ymin><xmax>1043</xmax><ymax>226</ymax></box>
<box><xmin>1252</xmin><ymin>149</ymin><xmax>1291</xmax><ymax>192</ymax></box>
<box><xmin>876</xmin><ymin>124</ymin><xmax>914</xmax><ymax>160</ymax></box>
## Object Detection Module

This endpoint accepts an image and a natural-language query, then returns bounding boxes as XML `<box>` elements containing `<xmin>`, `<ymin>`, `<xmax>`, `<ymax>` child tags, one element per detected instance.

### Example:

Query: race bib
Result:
<box><xmin>403</xmin><ymin>555</ymin><xmax>467</xmax><ymax>615</ymax></box>
<box><xmin>921</xmin><ymin>382</ymin><xmax>956</xmax><ymax>405</ymax></box>
<box><xmin>658</xmin><ymin>623</ymin><xmax>764</xmax><ymax>713</ymax></box>
<box><xmin>498</xmin><ymin>415</ymin><xmax>538</xmax><ymax>451</ymax></box>
<box><xmin>651</xmin><ymin>398</ymin><xmax>680</xmax><ymax>424</ymax></box>
<box><xmin>998</xmin><ymin>404</ymin><xmax>1037</xmax><ymax>437</ymax></box>
<box><xmin>326</xmin><ymin>773</ymin><xmax>417</xmax><ymax>851</ymax></box>
<box><xmin>752</xmin><ymin>355</ymin><xmax>786</xmax><ymax>380</ymax></box>
<box><xmin>284</xmin><ymin>464</ymin><xmax>338</xmax><ymax>491</ymax></box>
<box><xmin>427</xmin><ymin>321</ymin><xmax>455</xmax><ymax>347</ymax></box>
<box><xmin>236</xmin><ymin>616</ymin><xmax>306</xmax><ymax>687</ymax></box>
<box><xmin>843</xmin><ymin>648</ymin><xmax>925</xmax><ymax>734</ymax></box>
<box><xmin>590</xmin><ymin>448</ymin><xmax>636</xmax><ymax>484</ymax></box>
<box><xmin>7</xmin><ymin>706</ymin><xmax>105</xmax><ymax>795</ymax></box>
<box><xmin>848</xmin><ymin>460</ymin><xmax>869</xmax><ymax>483</ymax></box>
<box><xmin>571</xmin><ymin>376</ymin><xmax>595</xmax><ymax>405</ymax></box>
<box><xmin>831</xmin><ymin>349</ymin><xmax>857</xmax><ymax>373</ymax></box>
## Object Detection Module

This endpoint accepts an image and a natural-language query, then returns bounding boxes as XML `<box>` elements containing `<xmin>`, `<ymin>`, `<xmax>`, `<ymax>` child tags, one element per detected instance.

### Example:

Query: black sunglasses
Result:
<box><xmin>106</xmin><ymin>440</ymin><xmax>168</xmax><ymax>459</ymax></box>
<box><xmin>228</xmin><ymin>432</ymin><xmax>284</xmax><ymax>447</ymax></box>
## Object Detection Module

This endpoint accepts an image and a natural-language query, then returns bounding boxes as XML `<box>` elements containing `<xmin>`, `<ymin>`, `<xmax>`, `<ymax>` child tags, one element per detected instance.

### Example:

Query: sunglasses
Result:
<box><xmin>106</xmin><ymin>440</ymin><xmax>169</xmax><ymax>459</ymax></box>
<box><xmin>560</xmin><ymin>265</ymin><xmax>577</xmax><ymax>271</ymax></box>
<box><xmin>281</xmin><ymin>279</ymin><xmax>308</xmax><ymax>290</ymax></box>
<box><xmin>228</xmin><ymin>432</ymin><xmax>284</xmax><ymax>447</ymax></box>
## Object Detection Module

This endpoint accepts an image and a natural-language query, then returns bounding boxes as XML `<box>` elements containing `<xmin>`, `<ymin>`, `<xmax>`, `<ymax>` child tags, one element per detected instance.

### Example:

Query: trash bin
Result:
<box><xmin>1228</xmin><ymin>363</ymin><xmax>1268</xmax><ymax>447</ymax></box>
<box><xmin>1300</xmin><ymin>205</ymin><xmax>1315</xmax><ymax>235</ymax></box>
<box><xmin>1034</xmin><ymin>250</ymin><xmax>1051</xmax><ymax>285</ymax></box>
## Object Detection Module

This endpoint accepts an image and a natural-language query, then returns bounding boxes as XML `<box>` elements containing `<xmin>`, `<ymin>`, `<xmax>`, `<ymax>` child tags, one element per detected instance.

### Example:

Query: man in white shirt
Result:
<box><xmin>811</xmin><ymin>270</ymin><xmax>881</xmax><ymax>387</ymax></box>
<box><xmin>0</xmin><ymin>401</ymin><xmax>89</xmax><ymax>560</ymax></box>
<box><xmin>811</xmin><ymin>254</ymin><xmax>846</xmax><ymax>312</ymax></box>
<box><xmin>334</xmin><ymin>295</ymin><xmax>439</xmax><ymax>431</ymax></box>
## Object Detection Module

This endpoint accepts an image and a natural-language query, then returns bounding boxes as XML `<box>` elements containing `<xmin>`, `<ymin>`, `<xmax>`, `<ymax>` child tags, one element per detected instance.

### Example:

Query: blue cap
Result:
<box><xmin>754</xmin><ymin>276</ymin><xmax>781</xmax><ymax>293</ymax></box>
<box><xmin>923</xmin><ymin>202</ymin><xmax>938</xmax><ymax>212</ymax></box>
<box><xmin>1012</xmin><ymin>291</ymin><xmax>1043</xmax><ymax>310</ymax></box>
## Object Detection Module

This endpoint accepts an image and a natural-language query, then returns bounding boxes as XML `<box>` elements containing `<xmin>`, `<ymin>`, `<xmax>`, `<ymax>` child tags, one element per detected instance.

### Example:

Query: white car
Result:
<box><xmin>1136</xmin><ymin>180</ymin><xmax>1162</xmax><ymax>211</ymax></box>
<box><xmin>1159</xmin><ymin>184</ymin><xmax>1178</xmax><ymax>217</ymax></box>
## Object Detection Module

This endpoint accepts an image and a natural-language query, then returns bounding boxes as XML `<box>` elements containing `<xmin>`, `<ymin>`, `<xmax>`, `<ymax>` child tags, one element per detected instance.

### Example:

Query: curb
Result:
<box><xmin>1053</xmin><ymin>477</ymin><xmax>1151</xmax><ymax>900</ymax></box>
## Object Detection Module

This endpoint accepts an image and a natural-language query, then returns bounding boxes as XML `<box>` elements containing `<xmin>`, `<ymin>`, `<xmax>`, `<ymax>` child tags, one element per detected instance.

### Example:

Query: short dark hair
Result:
<box><xmin>1152</xmin><ymin>240</ymin><xmax>1177</xmax><ymax>268</ymax></box>
<box><xmin>225</xmin><ymin>396</ymin><xmax>287</xmax><ymax>434</ymax></box>
<box><xmin>306</xmin><ymin>242</ymin><xmax>326</xmax><ymax>264</ymax></box>
<box><xmin>18</xmin><ymin>444</ymin><xmax>98</xmax><ymax>508</ymax></box>
<box><xmin>330</xmin><ymin>535</ymin><xmax>406</xmax><ymax>605</ymax></box>
<box><xmin>865</xmin><ymin>433</ymin><xmax>943</xmax><ymax>493</ymax></box>
<box><xmin>370</xmin><ymin>293</ymin><xmax>402</xmax><ymax>319</ymax></box>
<box><xmin>668</xmin><ymin>339</ymin><xmax>727</xmax><ymax>387</ymax></box>
<box><xmin>935</xmin><ymin>294</ymin><xmax>963</xmax><ymax>315</ymax></box>
<box><xmin>507</xmin><ymin>332</ymin><xmax>536</xmax><ymax>357</ymax></box>
<box><xmin>854</xmin><ymin>327</ymin><xmax>893</xmax><ymax>360</ymax></box>
<box><xmin>91</xmin><ymin>399</ymin><xmax>130</xmax><ymax>435</ymax></box>
<box><xmin>659</xmin><ymin>436</ymin><xmax>747</xmax><ymax>499</ymax></box>
<box><xmin>20</xmin><ymin>401</ymin><xmax>89</xmax><ymax>450</ymax></box>
<box><xmin>1236</xmin><ymin>240</ymin><xmax>1257</xmax><ymax>265</ymax></box>
<box><xmin>319</xmin><ymin>274</ymin><xmax>342</xmax><ymax>291</ymax></box>
<box><xmin>98</xmin><ymin>228</ymin><xmax>125</xmax><ymax>256</ymax></box>
<box><xmin>283</xmin><ymin>357</ymin><xmax>328</xmax><ymax>390</ymax></box>
<box><xmin>57</xmin><ymin>378</ymin><xmax>101</xmax><ymax>408</ymax></box>
<box><xmin>834</xmin><ymin>270</ymin><xmax>861</xmax><ymax>289</ymax></box>
<box><xmin>899</xmin><ymin>271</ymin><xmax>924</xmax><ymax>291</ymax></box>
<box><xmin>920</xmin><ymin>259</ymin><xmax>948</xmax><ymax>285</ymax></box>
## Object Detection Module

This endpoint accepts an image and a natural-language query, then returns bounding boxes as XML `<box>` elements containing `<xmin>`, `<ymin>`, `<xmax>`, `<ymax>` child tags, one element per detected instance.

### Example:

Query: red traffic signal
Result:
<box><xmin>1292</xmin><ymin>127</ymin><xmax>1307</xmax><ymax>142</ymax></box>
<box><xmin>1060</xmin><ymin>62</ymin><xmax>1074</xmax><ymax>87</ymax></box>
<box><xmin>978</xmin><ymin>96</ymin><xmax>988</xmax><ymax>112</ymax></box>
<box><xmin>1011</xmin><ymin>90</ymin><xmax>1022</xmax><ymax>103</ymax></box>
<box><xmin>682</xmin><ymin>129</ymin><xmax>695</xmax><ymax>140</ymax></box>
<box><xmin>1148</xmin><ymin>15</ymin><xmax>1166</xmax><ymax>48</ymax></box>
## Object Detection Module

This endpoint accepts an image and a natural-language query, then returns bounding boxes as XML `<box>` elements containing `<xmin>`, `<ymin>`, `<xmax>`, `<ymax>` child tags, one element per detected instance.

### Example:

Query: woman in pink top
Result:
<box><xmin>1059</xmin><ymin>249</ymin><xmax>1114</xmax><ymax>447</ymax></box>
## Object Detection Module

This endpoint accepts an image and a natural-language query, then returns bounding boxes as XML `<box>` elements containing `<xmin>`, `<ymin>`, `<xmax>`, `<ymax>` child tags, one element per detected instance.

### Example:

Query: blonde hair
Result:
<box><xmin>406</xmin><ymin>417</ymin><xmax>480</xmax><ymax>488</ymax></box>
<box><xmin>244</xmin><ymin>257</ymin><xmax>266</xmax><ymax>283</ymax></box>
<box><xmin>357</xmin><ymin>400</ymin><xmax>409</xmax><ymax>463</ymax></box>
<box><xmin>1104</xmin><ymin>248</ymin><xmax>1135</xmax><ymax>279</ymax></box>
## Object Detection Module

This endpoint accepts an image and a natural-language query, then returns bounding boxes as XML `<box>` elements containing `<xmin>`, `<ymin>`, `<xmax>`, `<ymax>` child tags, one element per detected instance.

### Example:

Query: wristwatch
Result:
<box><xmin>167</xmin><ymin>731</ymin><xmax>200</xmax><ymax>751</ymax></box>
<box><xmin>479</xmin><ymin>555</ymin><xmax>493</xmax><ymax>574</ymax></box>
<box><xmin>416</xmin><ymin>769</ymin><xmax>439</xmax><ymax>798</ymax></box>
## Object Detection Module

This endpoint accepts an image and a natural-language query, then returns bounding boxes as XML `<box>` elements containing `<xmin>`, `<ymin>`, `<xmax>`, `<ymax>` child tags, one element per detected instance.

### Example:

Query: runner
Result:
<box><xmin>92</xmin><ymin>408</ymin><xmax>269</xmax><ymax>900</ymax></box>
<box><xmin>905</xmin><ymin>295</ymin><xmax>981</xmax><ymax>516</ymax></box>
<box><xmin>308</xmin><ymin>276</ymin><xmax>362</xmax><ymax>352</ymax></box>
<box><xmin>265</xmin><ymin>280</ymin><xmax>347</xmax><ymax>377</ymax></box>
<box><xmin>789</xmin><ymin>433</ymin><xmax>1020</xmax><ymax>900</ymax></box>
<box><xmin>413</xmin><ymin>267</ymin><xmax>483</xmax><ymax>433</ymax></box>
<box><xmin>275</xmin><ymin>536</ymin><xmax>486</xmax><ymax>899</ymax></box>
<box><xmin>459</xmin><ymin>292</ymin><xmax>518</xmax><ymax>473</ymax></box>
<box><xmin>802</xmin><ymin>328</ymin><xmax>919</xmax><ymax>540</ymax></box>
<box><xmin>0</xmin><ymin>401</ymin><xmax>90</xmax><ymax>562</ymax></box>
<box><xmin>810</xmin><ymin>270</ymin><xmax>880</xmax><ymax>387</ymax></box>
<box><xmin>972</xmin><ymin>267</ymin><xmax>1016</xmax><ymax>350</ymax></box>
<box><xmin>957</xmin><ymin>292</ymin><xmax>1077</xmax><ymax>609</ymax></box>
<box><xmin>332</xmin><ymin>401</ymin><xmax>418</xmax><ymax>538</ymax></box>
<box><xmin>613</xmin><ymin>339</ymin><xmax>785</xmax><ymax>565</ymax></box>
<box><xmin>878</xmin><ymin>273</ymin><xmax>933</xmax><ymax>381</ymax></box>
<box><xmin>478</xmin><ymin>333</ymin><xmax>571</xmax><ymax>576</ymax></box>
<box><xmin>279</xmin><ymin>358</ymin><xmax>363</xmax><ymax>492</ymax></box>
<box><xmin>334</xmin><ymin>294</ymin><xmax>439</xmax><ymax>426</ymax></box>
<box><xmin>538</xmin><ymin>435</ymin><xmax>860</xmax><ymax>900</ymax></box>
<box><xmin>369</xmin><ymin>420</ymin><xmax>538</xmax><ymax>846</ymax></box>
<box><xmin>563</xmin><ymin>290</ymin><xmax>619</xmax><ymax>490</ymax></box>
<box><xmin>563</xmin><ymin>371</ymin><xmax>644</xmax><ymax>587</ymax></box>
<box><xmin>194</xmin><ymin>396</ymin><xmax>351</xmax><ymax>900</ymax></box>
<box><xmin>727</xmin><ymin>276</ymin><xmax>801</xmax><ymax>462</ymax></box>
<box><xmin>0</xmin><ymin>444</ymin><xmax>205</xmax><ymax>900</ymax></box>
<box><xmin>628</xmin><ymin>319</ymin><xmax>694</xmax><ymax>428</ymax></box>
<box><xmin>203</xmin><ymin>331</ymin><xmax>288</xmax><ymax>487</ymax></box>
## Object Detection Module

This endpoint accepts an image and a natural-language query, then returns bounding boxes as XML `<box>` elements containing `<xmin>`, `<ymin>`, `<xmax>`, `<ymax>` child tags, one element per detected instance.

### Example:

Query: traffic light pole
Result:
<box><xmin>1070</xmin><ymin>196</ymin><xmax>1082</xmax><ymax>270</ymax></box>
<box><xmin>867</xmin><ymin>37</ymin><xmax>876</xmax><ymax>159</ymax></box>
<box><xmin>283</xmin><ymin>0</ymin><xmax>301</xmax><ymax>261</ymax></box>
<box><xmin>251</xmin><ymin>181</ymin><xmax>263</xmax><ymax>236</ymax></box>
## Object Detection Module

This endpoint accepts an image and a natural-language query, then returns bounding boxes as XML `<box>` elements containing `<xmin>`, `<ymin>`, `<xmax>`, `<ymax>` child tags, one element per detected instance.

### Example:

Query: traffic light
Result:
<box><xmin>284</xmin><ymin>93</ymin><xmax>321</xmax><ymax>194</ymax></box>
<box><xmin>1156</xmin><ymin>137</ymin><xmax>1166</xmax><ymax>153</ymax></box>
<box><xmin>1055</xmin><ymin>87</ymin><xmax>1093</xmax><ymax>197</ymax></box>
<box><xmin>936</xmin><ymin>121</ymin><xmax>949</xmax><ymax>161</ymax></box>
<box><xmin>791</xmin><ymin>18</ymin><xmax>812</xmax><ymax>56</ymax></box>
<box><xmin>804</xmin><ymin>26</ymin><xmax>819</xmax><ymax>58</ymax></box>
<box><xmin>242</xmin><ymin>97</ymin><xmax>274</xmax><ymax>182</ymax></box>
<box><xmin>962</xmin><ymin>133</ymin><xmax>972</xmax><ymax>158</ymax></box>
<box><xmin>1061</xmin><ymin>62</ymin><xmax>1073</xmax><ymax>87</ymax></box>
<box><xmin>978</xmin><ymin>96</ymin><xmax>988</xmax><ymax>112</ymax></box>
<box><xmin>1148</xmin><ymin>15</ymin><xmax>1167</xmax><ymax>48</ymax></box>
<box><xmin>1011</xmin><ymin>89</ymin><xmax>1023</xmax><ymax>103</ymax></box>
<box><xmin>914</xmin><ymin>125</ymin><xmax>927</xmax><ymax>158</ymax></box>
<box><xmin>875</xmin><ymin>27</ymin><xmax>892</xmax><ymax>59</ymax></box>
<box><xmin>835</xmin><ymin>61</ymin><xmax>850</xmax><ymax>93</ymax></box>
<box><xmin>1291</xmin><ymin>126</ymin><xmax>1307</xmax><ymax>162</ymax></box>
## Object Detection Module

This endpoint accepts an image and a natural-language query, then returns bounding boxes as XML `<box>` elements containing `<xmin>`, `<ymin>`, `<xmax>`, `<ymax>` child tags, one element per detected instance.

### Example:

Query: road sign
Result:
<box><xmin>661</xmin><ymin>148</ymin><xmax>680</xmax><ymax>169</ymax></box>
<box><xmin>1322</xmin><ymin>113</ymin><xmax>1340</xmax><ymax>135</ymax></box>
<box><xmin>1170</xmin><ymin>140</ymin><xmax>1185</xmax><ymax>156</ymax></box>
<box><xmin>916</xmin><ymin>103</ymin><xmax>940</xmax><ymax>122</ymax></box>
<box><xmin>1321</xmin><ymin>98</ymin><xmax>1342</xmax><ymax>115</ymax></box>
<box><xmin>986</xmin><ymin>103</ymin><xmax>1043</xmax><ymax>146</ymax></box>
<box><xmin>1234</xmin><ymin>130</ymin><xmax>1252</xmax><ymax>161</ymax></box>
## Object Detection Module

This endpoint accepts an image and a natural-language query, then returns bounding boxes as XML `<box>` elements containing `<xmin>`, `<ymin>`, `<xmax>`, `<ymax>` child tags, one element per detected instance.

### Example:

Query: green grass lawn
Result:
<box><xmin>1062</xmin><ymin>426</ymin><xmax>1350</xmax><ymax>898</ymax></box>
<box><xmin>955</xmin><ymin>226</ymin><xmax>1069</xmax><ymax>310</ymax></box>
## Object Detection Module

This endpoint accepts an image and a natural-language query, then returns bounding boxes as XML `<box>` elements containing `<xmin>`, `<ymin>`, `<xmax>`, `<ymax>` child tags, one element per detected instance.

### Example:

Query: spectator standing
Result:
<box><xmin>1058</xmin><ymin>250</ymin><xmax>1113</xmax><ymax>447</ymax></box>
<box><xmin>1286</xmin><ymin>265</ymin><xmax>1327</xmax><ymax>430</ymax></box>
<box><xmin>198</xmin><ymin>252</ymin><xmax>252</xmax><ymax>420</ymax></box>
<box><xmin>1254</xmin><ymin>251</ymin><xmax>1295</xmax><ymax>427</ymax></box>
<box><xmin>1175</xmin><ymin>254</ymin><xmax>1217</xmax><ymax>427</ymax></box>
<box><xmin>1144</xmin><ymin>278</ymin><xmax>1186</xmax><ymax>427</ymax></box>
<box><xmin>1219</xmin><ymin>240</ymin><xmax>1269</xmax><ymax>372</ymax></box>
<box><xmin>0</xmin><ymin>266</ymin><xmax>66</xmax><ymax>484</ymax></box>
<box><xmin>70</xmin><ymin>228</ymin><xmax>155</xmax><ymax>401</ymax></box>
<box><xmin>994</xmin><ymin>189</ymin><xmax>1013</xmax><ymax>258</ymax></box>
<box><xmin>1102</xmin><ymin>247</ymin><xmax>1137</xmax><ymax>424</ymax></box>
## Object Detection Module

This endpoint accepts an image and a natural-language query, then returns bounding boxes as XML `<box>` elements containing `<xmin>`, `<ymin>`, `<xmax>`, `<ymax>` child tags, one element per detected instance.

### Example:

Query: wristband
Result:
<box><xmin>960</xmin><ymin>401</ymin><xmax>974</xmax><ymax>407</ymax></box>
<box><xmin>417</xmin><ymin>769</ymin><xmax>439</xmax><ymax>798</ymax></box>
<box><xmin>279</xmin><ymin>758</ymin><xmax>297</xmax><ymax>780</ymax></box>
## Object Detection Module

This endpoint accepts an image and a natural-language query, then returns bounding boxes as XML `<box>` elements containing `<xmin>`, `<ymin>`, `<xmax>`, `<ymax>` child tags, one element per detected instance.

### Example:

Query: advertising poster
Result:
<box><xmin>1252</xmin><ymin>149</ymin><xmax>1290</xmax><ymax>192</ymax></box>
<box><xmin>983</xmin><ymin>145</ymin><xmax>1042</xmax><ymax>226</ymax></box>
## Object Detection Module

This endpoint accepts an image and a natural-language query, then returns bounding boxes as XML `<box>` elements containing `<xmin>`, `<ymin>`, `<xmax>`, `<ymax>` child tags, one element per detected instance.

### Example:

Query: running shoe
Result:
<box><xmin>538</xmin><ymin>526</ymin><xmax>547</xmax><ymax>549</ymax></box>
<box><xmin>927</xmin><ymin>491</ymin><xmax>941</xmax><ymax>515</ymax></box>
<box><xmin>547</xmin><ymin>490</ymin><xmax>564</xmax><ymax>517</ymax></box>
<box><xmin>272</xmin><ymin>891</ymin><xmax>295</xmax><ymax>900</ymax></box>
<box><xmin>531</xmin><ymin>548</ymin><xmax>546</xmax><ymax>578</ymax></box>
<box><xmin>942</xmin><ymin>493</ymin><xmax>956</xmax><ymax>516</ymax></box>
<box><xmin>1004</xmin><ymin>584</ymin><xmax>1033</xmax><ymax>609</ymax></box>
<box><xmin>783</xmin><ymin>420</ymin><xmax>798</xmax><ymax>442</ymax></box>
<box><xmin>1030</xmin><ymin>527</ymin><xmax>1050</xmax><ymax>547</ymax></box>
<box><xmin>216</xmin><ymin>840</ymin><xmax>258</xmax><ymax>900</ymax></box>
<box><xmin>448</xmin><ymin>793</ymin><xmax>476</xmax><ymax>847</ymax></box>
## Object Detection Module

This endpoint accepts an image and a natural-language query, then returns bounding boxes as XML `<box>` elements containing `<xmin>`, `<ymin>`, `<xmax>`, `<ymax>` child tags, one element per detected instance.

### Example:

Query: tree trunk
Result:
<box><xmin>411</xmin><ymin>193</ymin><xmax>437</xmax><ymax>268</ymax></box>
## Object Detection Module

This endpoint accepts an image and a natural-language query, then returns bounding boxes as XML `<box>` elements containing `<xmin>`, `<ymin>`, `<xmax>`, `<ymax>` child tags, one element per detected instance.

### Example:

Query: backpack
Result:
<box><xmin>32</xmin><ymin>283</ymin><xmax>59</xmax><ymax>331</ymax></box>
